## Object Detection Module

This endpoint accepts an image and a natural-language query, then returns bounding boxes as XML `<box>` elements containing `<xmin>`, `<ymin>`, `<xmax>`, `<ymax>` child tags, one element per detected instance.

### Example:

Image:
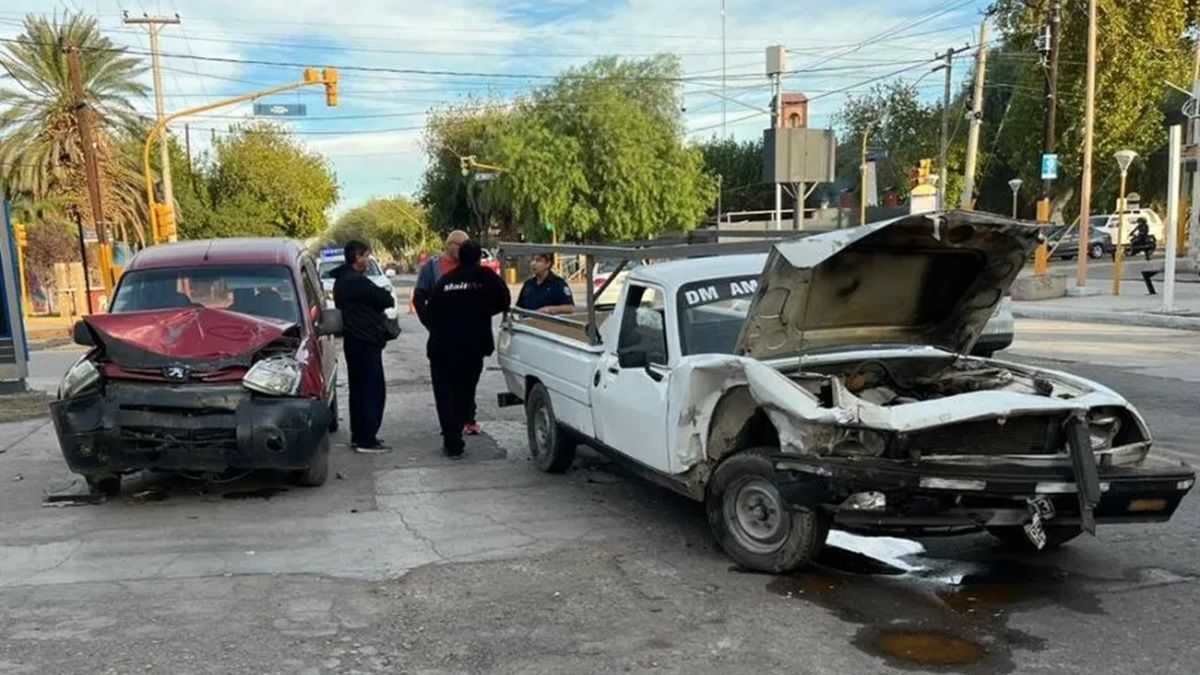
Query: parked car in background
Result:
<box><xmin>318</xmin><ymin>248</ymin><xmax>392</xmax><ymax>307</ymax></box>
<box><xmin>52</xmin><ymin>239</ymin><xmax>343</xmax><ymax>496</ymax></box>
<box><xmin>593</xmin><ymin>259</ymin><xmax>643</xmax><ymax>306</ymax></box>
<box><xmin>1049</xmin><ymin>225</ymin><xmax>1116</xmax><ymax>261</ymax></box>
<box><xmin>1089</xmin><ymin>209</ymin><xmax>1164</xmax><ymax>246</ymax></box>
<box><xmin>972</xmin><ymin>294</ymin><xmax>1014</xmax><ymax>358</ymax></box>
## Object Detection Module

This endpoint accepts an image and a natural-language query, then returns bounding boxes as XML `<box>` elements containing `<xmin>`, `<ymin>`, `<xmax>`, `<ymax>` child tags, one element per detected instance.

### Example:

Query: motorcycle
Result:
<box><xmin>1114</xmin><ymin>231</ymin><xmax>1156</xmax><ymax>261</ymax></box>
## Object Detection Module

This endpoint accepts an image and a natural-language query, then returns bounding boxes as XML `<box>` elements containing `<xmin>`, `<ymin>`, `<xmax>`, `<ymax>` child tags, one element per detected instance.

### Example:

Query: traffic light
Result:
<box><xmin>303</xmin><ymin>67</ymin><xmax>321</xmax><ymax>84</ymax></box>
<box><xmin>918</xmin><ymin>158</ymin><xmax>932</xmax><ymax>178</ymax></box>
<box><xmin>13</xmin><ymin>222</ymin><xmax>26</xmax><ymax>248</ymax></box>
<box><xmin>154</xmin><ymin>204</ymin><xmax>176</xmax><ymax>242</ymax></box>
<box><xmin>323</xmin><ymin>67</ymin><xmax>339</xmax><ymax>107</ymax></box>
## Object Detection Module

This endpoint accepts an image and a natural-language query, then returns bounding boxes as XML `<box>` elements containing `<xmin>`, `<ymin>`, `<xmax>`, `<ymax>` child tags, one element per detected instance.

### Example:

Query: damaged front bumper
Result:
<box><xmin>772</xmin><ymin>450</ymin><xmax>1195</xmax><ymax>533</ymax></box>
<box><xmin>50</xmin><ymin>381</ymin><xmax>330</xmax><ymax>476</ymax></box>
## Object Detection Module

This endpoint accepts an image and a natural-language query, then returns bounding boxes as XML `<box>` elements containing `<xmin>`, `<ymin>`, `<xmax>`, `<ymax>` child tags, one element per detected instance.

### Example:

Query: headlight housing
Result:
<box><xmin>829</xmin><ymin>427</ymin><xmax>889</xmax><ymax>458</ymax></box>
<box><xmin>1087</xmin><ymin>413</ymin><xmax>1122</xmax><ymax>450</ymax></box>
<box><xmin>58</xmin><ymin>358</ymin><xmax>100</xmax><ymax>399</ymax></box>
<box><xmin>243</xmin><ymin>356</ymin><xmax>302</xmax><ymax>396</ymax></box>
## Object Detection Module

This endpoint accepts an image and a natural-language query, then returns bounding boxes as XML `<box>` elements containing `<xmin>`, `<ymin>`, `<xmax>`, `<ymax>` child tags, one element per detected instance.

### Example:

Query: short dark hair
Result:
<box><xmin>531</xmin><ymin>252</ymin><xmax>553</xmax><ymax>264</ymax></box>
<box><xmin>343</xmin><ymin>240</ymin><xmax>370</xmax><ymax>263</ymax></box>
<box><xmin>459</xmin><ymin>240</ymin><xmax>482</xmax><ymax>267</ymax></box>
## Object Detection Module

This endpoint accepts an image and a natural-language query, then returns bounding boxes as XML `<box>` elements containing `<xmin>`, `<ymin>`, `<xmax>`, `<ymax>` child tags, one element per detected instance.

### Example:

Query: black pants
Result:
<box><xmin>344</xmin><ymin>337</ymin><xmax>386</xmax><ymax>447</ymax></box>
<box><xmin>429</xmin><ymin>354</ymin><xmax>483</xmax><ymax>454</ymax></box>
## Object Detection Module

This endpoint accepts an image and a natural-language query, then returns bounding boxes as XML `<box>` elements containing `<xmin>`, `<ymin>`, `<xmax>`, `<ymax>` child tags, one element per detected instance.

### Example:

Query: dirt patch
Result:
<box><xmin>0</xmin><ymin>391</ymin><xmax>53</xmax><ymax>423</ymax></box>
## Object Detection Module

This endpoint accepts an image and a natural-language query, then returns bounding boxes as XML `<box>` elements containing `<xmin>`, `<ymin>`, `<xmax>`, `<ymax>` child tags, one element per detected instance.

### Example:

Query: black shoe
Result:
<box><xmin>443</xmin><ymin>446</ymin><xmax>465</xmax><ymax>459</ymax></box>
<box><xmin>354</xmin><ymin>440</ymin><xmax>392</xmax><ymax>454</ymax></box>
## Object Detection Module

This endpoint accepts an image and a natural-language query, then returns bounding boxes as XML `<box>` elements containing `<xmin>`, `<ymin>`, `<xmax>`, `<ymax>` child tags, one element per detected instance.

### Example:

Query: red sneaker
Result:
<box><xmin>463</xmin><ymin>422</ymin><xmax>482</xmax><ymax>436</ymax></box>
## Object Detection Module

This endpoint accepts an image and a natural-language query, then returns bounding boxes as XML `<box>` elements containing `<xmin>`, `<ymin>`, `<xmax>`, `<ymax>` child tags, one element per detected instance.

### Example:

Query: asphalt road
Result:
<box><xmin>4</xmin><ymin>316</ymin><xmax>1198</xmax><ymax>674</ymax></box>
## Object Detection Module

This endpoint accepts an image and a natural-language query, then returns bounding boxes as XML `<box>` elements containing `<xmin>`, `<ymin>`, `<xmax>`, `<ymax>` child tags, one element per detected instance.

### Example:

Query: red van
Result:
<box><xmin>51</xmin><ymin>238</ymin><xmax>342</xmax><ymax>496</ymax></box>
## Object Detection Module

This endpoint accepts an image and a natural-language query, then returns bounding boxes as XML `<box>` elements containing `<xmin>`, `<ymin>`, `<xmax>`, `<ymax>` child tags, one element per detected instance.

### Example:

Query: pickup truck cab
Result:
<box><xmin>497</xmin><ymin>211</ymin><xmax>1194</xmax><ymax>573</ymax></box>
<box><xmin>51</xmin><ymin>238</ymin><xmax>343</xmax><ymax>496</ymax></box>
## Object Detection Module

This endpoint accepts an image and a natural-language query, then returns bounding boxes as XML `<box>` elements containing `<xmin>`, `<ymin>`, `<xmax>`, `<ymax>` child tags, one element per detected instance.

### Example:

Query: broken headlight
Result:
<box><xmin>57</xmin><ymin>358</ymin><xmax>100</xmax><ymax>399</ymax></box>
<box><xmin>1087</xmin><ymin>413</ymin><xmax>1122</xmax><ymax>450</ymax></box>
<box><xmin>243</xmin><ymin>356</ymin><xmax>302</xmax><ymax>396</ymax></box>
<box><xmin>829</xmin><ymin>428</ymin><xmax>889</xmax><ymax>458</ymax></box>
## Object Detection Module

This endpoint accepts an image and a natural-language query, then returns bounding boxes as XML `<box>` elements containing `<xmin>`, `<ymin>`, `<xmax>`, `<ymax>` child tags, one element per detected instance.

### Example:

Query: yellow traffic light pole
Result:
<box><xmin>144</xmin><ymin>68</ymin><xmax>339</xmax><ymax>244</ymax></box>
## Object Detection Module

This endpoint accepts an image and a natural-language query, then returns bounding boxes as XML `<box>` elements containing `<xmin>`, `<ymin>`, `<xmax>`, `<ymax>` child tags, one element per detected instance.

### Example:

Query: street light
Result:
<box><xmin>1111</xmin><ymin>149</ymin><xmax>1138</xmax><ymax>296</ymax></box>
<box><xmin>1008</xmin><ymin>178</ymin><xmax>1023</xmax><ymax>218</ymax></box>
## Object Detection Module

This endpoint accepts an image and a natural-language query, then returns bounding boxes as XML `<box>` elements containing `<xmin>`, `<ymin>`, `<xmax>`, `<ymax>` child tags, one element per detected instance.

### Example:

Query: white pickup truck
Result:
<box><xmin>496</xmin><ymin>211</ymin><xmax>1194</xmax><ymax>573</ymax></box>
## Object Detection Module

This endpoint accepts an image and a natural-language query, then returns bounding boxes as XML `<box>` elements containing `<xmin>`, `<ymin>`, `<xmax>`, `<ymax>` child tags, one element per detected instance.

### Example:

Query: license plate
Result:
<box><xmin>1023</xmin><ymin>496</ymin><xmax>1056</xmax><ymax>550</ymax></box>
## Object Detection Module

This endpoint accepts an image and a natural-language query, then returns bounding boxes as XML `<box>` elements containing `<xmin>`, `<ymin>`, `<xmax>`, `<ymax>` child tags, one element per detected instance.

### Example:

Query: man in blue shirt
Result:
<box><xmin>516</xmin><ymin>252</ymin><xmax>575</xmax><ymax>315</ymax></box>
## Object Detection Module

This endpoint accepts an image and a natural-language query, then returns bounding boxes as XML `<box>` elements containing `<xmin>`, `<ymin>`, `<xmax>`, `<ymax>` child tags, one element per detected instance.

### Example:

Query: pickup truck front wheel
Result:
<box><xmin>707</xmin><ymin>449</ymin><xmax>828</xmax><ymax>573</ymax></box>
<box><xmin>526</xmin><ymin>382</ymin><xmax>576</xmax><ymax>473</ymax></box>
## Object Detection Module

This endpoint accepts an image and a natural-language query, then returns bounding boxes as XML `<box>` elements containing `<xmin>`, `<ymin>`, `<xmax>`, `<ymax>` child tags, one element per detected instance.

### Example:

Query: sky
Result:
<box><xmin>0</xmin><ymin>0</ymin><xmax>990</xmax><ymax>214</ymax></box>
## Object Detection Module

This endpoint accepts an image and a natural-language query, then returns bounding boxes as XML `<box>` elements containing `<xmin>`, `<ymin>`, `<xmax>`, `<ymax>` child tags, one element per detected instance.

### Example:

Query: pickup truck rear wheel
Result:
<box><xmin>292</xmin><ymin>433</ymin><xmax>330</xmax><ymax>487</ymax></box>
<box><xmin>526</xmin><ymin>382</ymin><xmax>575</xmax><ymax>473</ymax></box>
<box><xmin>987</xmin><ymin>524</ymin><xmax>1082</xmax><ymax>551</ymax></box>
<box><xmin>706</xmin><ymin>449</ymin><xmax>828</xmax><ymax>573</ymax></box>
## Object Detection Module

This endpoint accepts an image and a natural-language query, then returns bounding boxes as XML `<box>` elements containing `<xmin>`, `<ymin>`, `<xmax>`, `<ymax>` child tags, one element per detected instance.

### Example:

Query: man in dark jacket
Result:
<box><xmin>424</xmin><ymin>240</ymin><xmax>511</xmax><ymax>458</ymax></box>
<box><xmin>330</xmin><ymin>240</ymin><xmax>396</xmax><ymax>453</ymax></box>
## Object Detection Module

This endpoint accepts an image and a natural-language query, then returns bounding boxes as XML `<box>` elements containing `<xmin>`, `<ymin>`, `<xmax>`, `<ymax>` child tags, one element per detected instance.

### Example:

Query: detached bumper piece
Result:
<box><xmin>51</xmin><ymin>382</ymin><xmax>330</xmax><ymax>476</ymax></box>
<box><xmin>772</xmin><ymin>451</ymin><xmax>1194</xmax><ymax>533</ymax></box>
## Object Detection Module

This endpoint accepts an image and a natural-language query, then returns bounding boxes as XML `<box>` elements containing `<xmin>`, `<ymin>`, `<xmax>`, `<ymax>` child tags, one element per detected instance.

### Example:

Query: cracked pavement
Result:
<box><xmin>3</xmin><ymin>314</ymin><xmax>1200</xmax><ymax>674</ymax></box>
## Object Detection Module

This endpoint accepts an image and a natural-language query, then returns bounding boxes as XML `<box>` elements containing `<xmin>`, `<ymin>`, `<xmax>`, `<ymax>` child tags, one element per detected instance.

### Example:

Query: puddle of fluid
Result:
<box><xmin>222</xmin><ymin>486</ymin><xmax>288</xmax><ymax>500</ymax></box>
<box><xmin>872</xmin><ymin>630</ymin><xmax>986</xmax><ymax>667</ymax></box>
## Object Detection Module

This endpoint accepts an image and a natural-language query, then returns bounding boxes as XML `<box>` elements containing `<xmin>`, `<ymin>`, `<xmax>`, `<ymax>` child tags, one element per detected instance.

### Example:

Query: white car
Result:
<box><xmin>496</xmin><ymin>211</ymin><xmax>1193</xmax><ymax>573</ymax></box>
<box><xmin>318</xmin><ymin>251</ymin><xmax>392</xmax><ymax>308</ymax></box>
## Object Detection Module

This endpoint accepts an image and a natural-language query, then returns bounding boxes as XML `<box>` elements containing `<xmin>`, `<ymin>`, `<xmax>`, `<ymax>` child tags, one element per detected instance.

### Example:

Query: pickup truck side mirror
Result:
<box><xmin>72</xmin><ymin>320</ymin><xmax>95</xmax><ymax>347</ymax></box>
<box><xmin>315</xmin><ymin>308</ymin><xmax>343</xmax><ymax>337</ymax></box>
<box><xmin>617</xmin><ymin>348</ymin><xmax>649</xmax><ymax>369</ymax></box>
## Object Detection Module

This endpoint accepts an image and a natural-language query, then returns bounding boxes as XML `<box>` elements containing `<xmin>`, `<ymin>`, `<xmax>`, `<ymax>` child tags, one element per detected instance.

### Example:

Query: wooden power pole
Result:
<box><xmin>64</xmin><ymin>44</ymin><xmax>108</xmax><ymax>248</ymax></box>
<box><xmin>936</xmin><ymin>43</ymin><xmax>971</xmax><ymax>208</ymax></box>
<box><xmin>961</xmin><ymin>20</ymin><xmax>990</xmax><ymax>209</ymax></box>
<box><xmin>1077</xmin><ymin>0</ymin><xmax>1098</xmax><ymax>288</ymax></box>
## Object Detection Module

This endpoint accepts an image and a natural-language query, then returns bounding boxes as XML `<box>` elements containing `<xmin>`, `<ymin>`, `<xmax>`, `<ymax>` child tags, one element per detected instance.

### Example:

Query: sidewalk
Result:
<box><xmin>1012</xmin><ymin>278</ymin><xmax>1200</xmax><ymax>331</ymax></box>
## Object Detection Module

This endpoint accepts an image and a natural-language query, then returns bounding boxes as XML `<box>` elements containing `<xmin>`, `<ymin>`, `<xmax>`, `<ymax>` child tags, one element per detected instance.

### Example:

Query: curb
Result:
<box><xmin>1013</xmin><ymin>305</ymin><xmax>1200</xmax><ymax>332</ymax></box>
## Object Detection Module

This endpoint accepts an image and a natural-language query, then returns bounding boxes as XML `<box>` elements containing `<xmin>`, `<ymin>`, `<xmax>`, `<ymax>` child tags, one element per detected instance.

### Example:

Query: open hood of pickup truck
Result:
<box><xmin>83</xmin><ymin>307</ymin><xmax>298</xmax><ymax>370</ymax></box>
<box><xmin>734</xmin><ymin>210</ymin><xmax>1039</xmax><ymax>360</ymax></box>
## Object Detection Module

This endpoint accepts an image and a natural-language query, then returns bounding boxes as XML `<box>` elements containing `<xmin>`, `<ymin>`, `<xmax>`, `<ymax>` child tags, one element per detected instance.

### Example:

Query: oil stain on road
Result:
<box><xmin>758</xmin><ymin>531</ymin><xmax>1194</xmax><ymax>673</ymax></box>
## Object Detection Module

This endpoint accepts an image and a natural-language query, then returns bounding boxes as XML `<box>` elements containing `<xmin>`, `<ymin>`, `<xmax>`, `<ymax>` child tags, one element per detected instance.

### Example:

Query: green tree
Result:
<box><xmin>834</xmin><ymin>81</ymin><xmax>967</xmax><ymax>206</ymax></box>
<box><xmin>183</xmin><ymin>122</ymin><xmax>339</xmax><ymax>239</ymax></box>
<box><xmin>0</xmin><ymin>13</ymin><xmax>148</xmax><ymax>236</ymax></box>
<box><xmin>324</xmin><ymin>196</ymin><xmax>435</xmax><ymax>260</ymax></box>
<box><xmin>419</xmin><ymin>103</ymin><xmax>513</xmax><ymax>239</ymax></box>
<box><xmin>694</xmin><ymin>137</ymin><xmax>774</xmax><ymax>215</ymax></box>
<box><xmin>986</xmin><ymin>0</ymin><xmax>1195</xmax><ymax>220</ymax></box>
<box><xmin>502</xmin><ymin>55</ymin><xmax>715</xmax><ymax>241</ymax></box>
<box><xmin>420</xmin><ymin>55</ymin><xmax>716</xmax><ymax>242</ymax></box>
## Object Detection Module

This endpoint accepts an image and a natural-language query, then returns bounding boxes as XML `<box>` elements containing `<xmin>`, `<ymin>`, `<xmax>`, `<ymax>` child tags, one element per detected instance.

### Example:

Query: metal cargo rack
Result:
<box><xmin>498</xmin><ymin>229</ymin><xmax>815</xmax><ymax>345</ymax></box>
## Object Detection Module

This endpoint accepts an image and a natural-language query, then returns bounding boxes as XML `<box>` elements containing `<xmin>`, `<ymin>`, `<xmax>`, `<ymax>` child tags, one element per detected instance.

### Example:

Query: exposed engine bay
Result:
<box><xmin>790</xmin><ymin>355</ymin><xmax>1081</xmax><ymax>408</ymax></box>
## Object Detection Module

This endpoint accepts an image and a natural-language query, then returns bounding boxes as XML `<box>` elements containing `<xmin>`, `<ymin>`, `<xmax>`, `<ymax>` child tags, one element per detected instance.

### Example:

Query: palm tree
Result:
<box><xmin>0</xmin><ymin>13</ymin><xmax>148</xmax><ymax>241</ymax></box>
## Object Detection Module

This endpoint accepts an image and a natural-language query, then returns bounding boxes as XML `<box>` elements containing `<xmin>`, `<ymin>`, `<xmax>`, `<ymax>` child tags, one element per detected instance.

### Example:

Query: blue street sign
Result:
<box><xmin>253</xmin><ymin>103</ymin><xmax>307</xmax><ymax>117</ymax></box>
<box><xmin>319</xmin><ymin>247</ymin><xmax>343</xmax><ymax>261</ymax></box>
<box><xmin>1040</xmin><ymin>153</ymin><xmax>1059</xmax><ymax>180</ymax></box>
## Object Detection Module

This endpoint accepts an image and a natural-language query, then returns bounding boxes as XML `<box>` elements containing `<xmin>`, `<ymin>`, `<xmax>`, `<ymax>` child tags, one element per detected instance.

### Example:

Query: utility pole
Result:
<box><xmin>123</xmin><ymin>11</ymin><xmax>180</xmax><ymax>239</ymax></box>
<box><xmin>936</xmin><ymin>44</ymin><xmax>971</xmax><ymax>209</ymax></box>
<box><xmin>1077</xmin><ymin>0</ymin><xmax>1098</xmax><ymax>289</ymax></box>
<box><xmin>64</xmin><ymin>42</ymin><xmax>115</xmax><ymax>299</ymax></box>
<box><xmin>961</xmin><ymin>21</ymin><xmax>990</xmax><ymax>209</ymax></box>
<box><xmin>767</xmin><ymin>45</ymin><xmax>785</xmax><ymax>230</ymax></box>
<box><xmin>1038</xmin><ymin>0</ymin><xmax>1062</xmax><ymax>225</ymax></box>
